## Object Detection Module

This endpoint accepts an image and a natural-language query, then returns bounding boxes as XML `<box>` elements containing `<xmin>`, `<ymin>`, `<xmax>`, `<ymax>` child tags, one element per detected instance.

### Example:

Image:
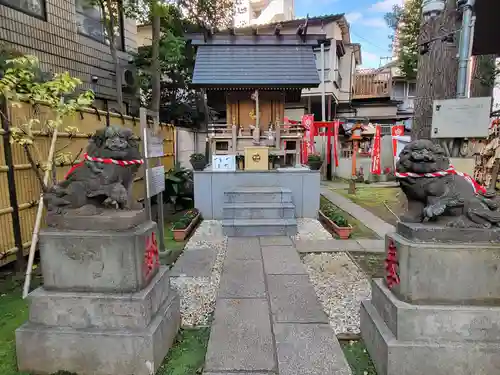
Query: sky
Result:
<box><xmin>294</xmin><ymin>0</ymin><xmax>404</xmax><ymax>68</ymax></box>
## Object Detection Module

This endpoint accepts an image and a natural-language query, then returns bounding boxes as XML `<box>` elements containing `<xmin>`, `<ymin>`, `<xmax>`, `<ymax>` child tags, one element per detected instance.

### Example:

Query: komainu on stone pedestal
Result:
<box><xmin>16</xmin><ymin>126</ymin><xmax>180</xmax><ymax>375</ymax></box>
<box><xmin>44</xmin><ymin>125</ymin><xmax>143</xmax><ymax>217</ymax></box>
<box><xmin>395</xmin><ymin>139</ymin><xmax>500</xmax><ymax>228</ymax></box>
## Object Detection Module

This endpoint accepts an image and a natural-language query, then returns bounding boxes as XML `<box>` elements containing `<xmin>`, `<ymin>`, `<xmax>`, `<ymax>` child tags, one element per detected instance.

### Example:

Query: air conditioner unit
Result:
<box><xmin>122</xmin><ymin>69</ymin><xmax>136</xmax><ymax>88</ymax></box>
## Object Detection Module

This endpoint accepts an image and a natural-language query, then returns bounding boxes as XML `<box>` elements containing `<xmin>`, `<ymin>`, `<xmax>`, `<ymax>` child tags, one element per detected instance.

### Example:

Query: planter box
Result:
<box><xmin>172</xmin><ymin>213</ymin><xmax>201</xmax><ymax>241</ymax></box>
<box><xmin>319</xmin><ymin>210</ymin><xmax>353</xmax><ymax>240</ymax></box>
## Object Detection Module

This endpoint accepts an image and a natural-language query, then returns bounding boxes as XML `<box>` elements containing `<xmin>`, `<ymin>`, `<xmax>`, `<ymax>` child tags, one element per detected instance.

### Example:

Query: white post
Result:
<box><xmin>321</xmin><ymin>43</ymin><xmax>326</xmax><ymax>121</ymax></box>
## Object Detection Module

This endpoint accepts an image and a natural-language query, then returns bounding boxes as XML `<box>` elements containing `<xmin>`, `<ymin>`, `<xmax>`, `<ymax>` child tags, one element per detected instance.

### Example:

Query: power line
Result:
<box><xmin>350</xmin><ymin>29</ymin><xmax>391</xmax><ymax>53</ymax></box>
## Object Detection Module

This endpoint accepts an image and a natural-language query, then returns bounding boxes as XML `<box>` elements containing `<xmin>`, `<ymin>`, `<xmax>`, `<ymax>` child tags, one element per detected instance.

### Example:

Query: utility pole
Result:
<box><xmin>456</xmin><ymin>0</ymin><xmax>476</xmax><ymax>98</ymax></box>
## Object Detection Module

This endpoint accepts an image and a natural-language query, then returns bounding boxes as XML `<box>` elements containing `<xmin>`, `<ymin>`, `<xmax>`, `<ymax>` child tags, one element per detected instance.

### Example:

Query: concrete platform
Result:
<box><xmin>361</xmin><ymin>300</ymin><xmax>500</xmax><ymax>375</ymax></box>
<box><xmin>361</xmin><ymin>279</ymin><xmax>500</xmax><ymax>375</ymax></box>
<box><xmin>16</xmin><ymin>289</ymin><xmax>180</xmax><ymax>375</ymax></box>
<box><xmin>16</xmin><ymin>266</ymin><xmax>180</xmax><ymax>375</ymax></box>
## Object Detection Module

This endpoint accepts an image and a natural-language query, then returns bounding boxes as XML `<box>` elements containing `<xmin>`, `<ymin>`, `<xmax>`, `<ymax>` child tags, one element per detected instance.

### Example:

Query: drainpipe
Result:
<box><xmin>457</xmin><ymin>0</ymin><xmax>476</xmax><ymax>98</ymax></box>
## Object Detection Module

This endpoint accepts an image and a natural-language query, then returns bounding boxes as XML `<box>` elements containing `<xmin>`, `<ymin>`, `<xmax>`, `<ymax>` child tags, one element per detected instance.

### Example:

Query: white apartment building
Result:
<box><xmin>233</xmin><ymin>0</ymin><xmax>294</xmax><ymax>27</ymax></box>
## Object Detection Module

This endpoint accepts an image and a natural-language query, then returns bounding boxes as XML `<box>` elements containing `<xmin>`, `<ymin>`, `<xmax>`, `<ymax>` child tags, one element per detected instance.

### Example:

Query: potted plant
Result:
<box><xmin>268</xmin><ymin>154</ymin><xmax>277</xmax><ymax>170</ymax></box>
<box><xmin>171</xmin><ymin>208</ymin><xmax>201</xmax><ymax>241</ymax></box>
<box><xmin>190</xmin><ymin>153</ymin><xmax>207</xmax><ymax>171</ymax></box>
<box><xmin>236</xmin><ymin>155</ymin><xmax>244</xmax><ymax>170</ymax></box>
<box><xmin>319</xmin><ymin>199</ymin><xmax>353</xmax><ymax>239</ymax></box>
<box><xmin>307</xmin><ymin>153</ymin><xmax>323</xmax><ymax>170</ymax></box>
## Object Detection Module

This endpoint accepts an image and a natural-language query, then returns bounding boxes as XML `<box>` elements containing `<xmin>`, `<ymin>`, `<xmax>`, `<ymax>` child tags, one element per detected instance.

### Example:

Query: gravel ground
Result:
<box><xmin>170</xmin><ymin>220</ymin><xmax>227</xmax><ymax>327</ymax></box>
<box><xmin>293</xmin><ymin>218</ymin><xmax>333</xmax><ymax>241</ymax></box>
<box><xmin>303</xmin><ymin>252</ymin><xmax>371</xmax><ymax>334</ymax></box>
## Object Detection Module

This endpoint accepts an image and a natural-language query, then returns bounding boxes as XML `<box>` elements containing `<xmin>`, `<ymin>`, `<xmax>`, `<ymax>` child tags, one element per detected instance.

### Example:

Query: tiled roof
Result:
<box><xmin>191</xmin><ymin>43</ymin><xmax>320</xmax><ymax>88</ymax></box>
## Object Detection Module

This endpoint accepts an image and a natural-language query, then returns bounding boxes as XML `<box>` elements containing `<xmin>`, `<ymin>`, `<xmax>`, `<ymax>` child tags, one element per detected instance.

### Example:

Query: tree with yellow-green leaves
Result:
<box><xmin>385</xmin><ymin>0</ymin><xmax>423</xmax><ymax>80</ymax></box>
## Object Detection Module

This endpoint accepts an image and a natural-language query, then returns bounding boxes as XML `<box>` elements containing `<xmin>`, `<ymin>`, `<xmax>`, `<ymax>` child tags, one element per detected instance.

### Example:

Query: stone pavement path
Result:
<box><xmin>203</xmin><ymin>236</ymin><xmax>352</xmax><ymax>375</ymax></box>
<box><xmin>320</xmin><ymin>187</ymin><xmax>395</xmax><ymax>238</ymax></box>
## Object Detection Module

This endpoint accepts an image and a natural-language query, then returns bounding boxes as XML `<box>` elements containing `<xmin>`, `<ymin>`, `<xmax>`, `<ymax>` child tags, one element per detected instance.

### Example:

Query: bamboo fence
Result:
<box><xmin>0</xmin><ymin>102</ymin><xmax>175</xmax><ymax>267</ymax></box>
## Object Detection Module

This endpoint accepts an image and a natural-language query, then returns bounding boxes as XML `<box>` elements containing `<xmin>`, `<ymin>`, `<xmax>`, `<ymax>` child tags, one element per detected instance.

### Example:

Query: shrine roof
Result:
<box><xmin>187</xmin><ymin>34</ymin><xmax>324</xmax><ymax>89</ymax></box>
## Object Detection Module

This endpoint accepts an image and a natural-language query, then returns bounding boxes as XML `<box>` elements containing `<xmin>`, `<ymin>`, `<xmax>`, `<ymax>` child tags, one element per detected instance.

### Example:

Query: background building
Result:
<box><xmin>233</xmin><ymin>0</ymin><xmax>294</xmax><ymax>27</ymax></box>
<box><xmin>0</xmin><ymin>0</ymin><xmax>138</xmax><ymax>113</ymax></box>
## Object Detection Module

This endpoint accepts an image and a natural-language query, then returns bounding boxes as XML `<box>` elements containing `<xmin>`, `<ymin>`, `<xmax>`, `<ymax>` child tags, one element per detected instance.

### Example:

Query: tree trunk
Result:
<box><xmin>103</xmin><ymin>0</ymin><xmax>126</xmax><ymax>114</ymax></box>
<box><xmin>412</xmin><ymin>0</ymin><xmax>459</xmax><ymax>140</ymax></box>
<box><xmin>150</xmin><ymin>7</ymin><xmax>161</xmax><ymax>114</ymax></box>
<box><xmin>470</xmin><ymin>54</ymin><xmax>496</xmax><ymax>97</ymax></box>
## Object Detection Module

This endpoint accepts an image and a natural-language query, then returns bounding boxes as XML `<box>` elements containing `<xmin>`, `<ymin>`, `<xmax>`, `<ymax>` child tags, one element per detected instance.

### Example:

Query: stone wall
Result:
<box><xmin>0</xmin><ymin>0</ymin><xmax>138</xmax><ymax>109</ymax></box>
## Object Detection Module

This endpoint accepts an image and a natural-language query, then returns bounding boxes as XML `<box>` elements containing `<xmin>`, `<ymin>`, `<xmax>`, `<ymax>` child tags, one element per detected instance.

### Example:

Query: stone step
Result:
<box><xmin>222</xmin><ymin>218</ymin><xmax>297</xmax><ymax>237</ymax></box>
<box><xmin>223</xmin><ymin>202</ymin><xmax>296</xmax><ymax>220</ymax></box>
<box><xmin>224</xmin><ymin>187</ymin><xmax>292</xmax><ymax>204</ymax></box>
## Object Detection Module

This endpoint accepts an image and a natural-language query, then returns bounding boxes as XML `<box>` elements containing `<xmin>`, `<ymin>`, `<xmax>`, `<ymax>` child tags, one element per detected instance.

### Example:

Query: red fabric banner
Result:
<box><xmin>301</xmin><ymin>114</ymin><xmax>314</xmax><ymax>163</ymax></box>
<box><xmin>333</xmin><ymin>120</ymin><xmax>339</xmax><ymax>167</ymax></box>
<box><xmin>391</xmin><ymin>125</ymin><xmax>405</xmax><ymax>156</ymax></box>
<box><xmin>371</xmin><ymin>125</ymin><xmax>382</xmax><ymax>175</ymax></box>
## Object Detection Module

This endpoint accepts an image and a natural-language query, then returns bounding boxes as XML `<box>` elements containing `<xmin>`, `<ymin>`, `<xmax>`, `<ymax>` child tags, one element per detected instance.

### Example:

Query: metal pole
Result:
<box><xmin>321</xmin><ymin>43</ymin><xmax>326</xmax><ymax>121</ymax></box>
<box><xmin>457</xmin><ymin>0</ymin><xmax>475</xmax><ymax>98</ymax></box>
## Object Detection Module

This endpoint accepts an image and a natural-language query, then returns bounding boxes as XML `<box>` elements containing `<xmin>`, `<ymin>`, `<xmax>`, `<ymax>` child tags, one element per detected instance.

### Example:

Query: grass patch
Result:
<box><xmin>335</xmin><ymin>187</ymin><xmax>406</xmax><ymax>226</ymax></box>
<box><xmin>340</xmin><ymin>339</ymin><xmax>378</xmax><ymax>375</ymax></box>
<box><xmin>320</xmin><ymin>196</ymin><xmax>378</xmax><ymax>239</ymax></box>
<box><xmin>157</xmin><ymin>328</ymin><xmax>210</xmax><ymax>375</ymax></box>
<box><xmin>0</xmin><ymin>270</ymin><xmax>42</xmax><ymax>375</ymax></box>
<box><xmin>349</xmin><ymin>253</ymin><xmax>386</xmax><ymax>279</ymax></box>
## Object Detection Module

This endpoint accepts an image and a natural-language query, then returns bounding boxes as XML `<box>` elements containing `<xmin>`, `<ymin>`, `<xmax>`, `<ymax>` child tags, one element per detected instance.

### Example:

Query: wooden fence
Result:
<box><xmin>0</xmin><ymin>102</ymin><xmax>175</xmax><ymax>267</ymax></box>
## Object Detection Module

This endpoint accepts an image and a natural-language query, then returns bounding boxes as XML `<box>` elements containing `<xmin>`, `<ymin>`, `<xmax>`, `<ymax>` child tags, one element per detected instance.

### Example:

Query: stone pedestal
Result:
<box><xmin>361</xmin><ymin>223</ymin><xmax>500</xmax><ymax>375</ymax></box>
<box><xmin>16</xmin><ymin>216</ymin><xmax>180</xmax><ymax>375</ymax></box>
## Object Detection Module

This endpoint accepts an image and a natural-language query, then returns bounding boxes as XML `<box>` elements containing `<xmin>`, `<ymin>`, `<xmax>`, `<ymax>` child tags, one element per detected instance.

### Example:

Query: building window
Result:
<box><xmin>408</xmin><ymin>82</ymin><xmax>416</xmax><ymax>97</ymax></box>
<box><xmin>0</xmin><ymin>0</ymin><xmax>46</xmax><ymax>19</ymax></box>
<box><xmin>75</xmin><ymin>0</ymin><xmax>125</xmax><ymax>50</ymax></box>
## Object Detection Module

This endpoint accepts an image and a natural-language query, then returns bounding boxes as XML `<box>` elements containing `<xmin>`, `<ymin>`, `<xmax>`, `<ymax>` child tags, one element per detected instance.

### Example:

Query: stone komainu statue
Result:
<box><xmin>396</xmin><ymin>139</ymin><xmax>500</xmax><ymax>228</ymax></box>
<box><xmin>44</xmin><ymin>125</ymin><xmax>143</xmax><ymax>214</ymax></box>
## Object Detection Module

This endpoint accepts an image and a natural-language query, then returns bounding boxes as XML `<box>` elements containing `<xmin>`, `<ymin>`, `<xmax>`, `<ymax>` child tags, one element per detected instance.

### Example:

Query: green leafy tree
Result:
<box><xmin>0</xmin><ymin>55</ymin><xmax>94</xmax><ymax>268</ymax></box>
<box><xmin>385</xmin><ymin>0</ymin><xmax>423</xmax><ymax>79</ymax></box>
<box><xmin>135</xmin><ymin>1</ymin><xmax>230</xmax><ymax>126</ymax></box>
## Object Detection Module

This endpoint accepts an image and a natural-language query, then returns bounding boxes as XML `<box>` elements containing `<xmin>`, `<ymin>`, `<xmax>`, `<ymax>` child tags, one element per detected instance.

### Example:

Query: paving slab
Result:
<box><xmin>293</xmin><ymin>239</ymin><xmax>361</xmax><ymax>253</ymax></box>
<box><xmin>321</xmin><ymin>188</ymin><xmax>394</xmax><ymax>238</ymax></box>
<box><xmin>204</xmin><ymin>299</ymin><xmax>276</xmax><ymax>373</ymax></box>
<box><xmin>259</xmin><ymin>236</ymin><xmax>294</xmax><ymax>247</ymax></box>
<box><xmin>218</xmin><ymin>259</ymin><xmax>266</xmax><ymax>298</ymax></box>
<box><xmin>226</xmin><ymin>237</ymin><xmax>262</xmax><ymax>260</ymax></box>
<box><xmin>274</xmin><ymin>323</ymin><xmax>352</xmax><ymax>375</ymax></box>
<box><xmin>355</xmin><ymin>239</ymin><xmax>385</xmax><ymax>253</ymax></box>
<box><xmin>267</xmin><ymin>275</ymin><xmax>328</xmax><ymax>323</ymax></box>
<box><xmin>262</xmin><ymin>246</ymin><xmax>306</xmax><ymax>275</ymax></box>
<box><xmin>169</xmin><ymin>248</ymin><xmax>217</xmax><ymax>277</ymax></box>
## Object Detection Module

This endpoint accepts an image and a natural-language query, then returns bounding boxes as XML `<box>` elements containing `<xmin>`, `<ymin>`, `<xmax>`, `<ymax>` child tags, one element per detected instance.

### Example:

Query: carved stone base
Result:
<box><xmin>16</xmin><ymin>267</ymin><xmax>180</xmax><ymax>375</ymax></box>
<box><xmin>39</xmin><ymin>220</ymin><xmax>158</xmax><ymax>293</ymax></box>
<box><xmin>387</xmin><ymin>230</ymin><xmax>500</xmax><ymax>305</ymax></box>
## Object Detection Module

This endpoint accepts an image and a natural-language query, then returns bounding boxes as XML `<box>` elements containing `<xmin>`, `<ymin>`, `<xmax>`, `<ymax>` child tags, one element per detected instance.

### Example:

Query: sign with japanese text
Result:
<box><xmin>212</xmin><ymin>155</ymin><xmax>236</xmax><ymax>172</ymax></box>
<box><xmin>391</xmin><ymin>125</ymin><xmax>405</xmax><ymax>157</ymax></box>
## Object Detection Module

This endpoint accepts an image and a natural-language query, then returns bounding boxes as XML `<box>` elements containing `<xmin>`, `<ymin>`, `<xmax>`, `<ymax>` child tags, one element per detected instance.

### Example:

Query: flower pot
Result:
<box><xmin>319</xmin><ymin>210</ymin><xmax>353</xmax><ymax>240</ymax></box>
<box><xmin>190</xmin><ymin>159</ymin><xmax>207</xmax><ymax>171</ymax></box>
<box><xmin>308</xmin><ymin>160</ymin><xmax>323</xmax><ymax>170</ymax></box>
<box><xmin>172</xmin><ymin>213</ymin><xmax>201</xmax><ymax>241</ymax></box>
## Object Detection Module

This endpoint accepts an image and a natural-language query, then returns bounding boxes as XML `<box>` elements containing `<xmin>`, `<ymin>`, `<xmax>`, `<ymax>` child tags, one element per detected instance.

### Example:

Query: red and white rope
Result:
<box><xmin>395</xmin><ymin>165</ymin><xmax>487</xmax><ymax>195</ymax></box>
<box><xmin>83</xmin><ymin>153</ymin><xmax>144</xmax><ymax>166</ymax></box>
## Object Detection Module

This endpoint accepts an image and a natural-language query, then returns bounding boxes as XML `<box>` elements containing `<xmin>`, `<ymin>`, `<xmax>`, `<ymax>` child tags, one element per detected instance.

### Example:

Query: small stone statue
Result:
<box><xmin>44</xmin><ymin>125</ymin><xmax>143</xmax><ymax>214</ymax></box>
<box><xmin>396</xmin><ymin>139</ymin><xmax>500</xmax><ymax>228</ymax></box>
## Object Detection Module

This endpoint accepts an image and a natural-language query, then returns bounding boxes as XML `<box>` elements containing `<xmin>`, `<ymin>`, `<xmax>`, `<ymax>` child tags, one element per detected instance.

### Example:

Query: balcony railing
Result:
<box><xmin>353</xmin><ymin>71</ymin><xmax>392</xmax><ymax>99</ymax></box>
